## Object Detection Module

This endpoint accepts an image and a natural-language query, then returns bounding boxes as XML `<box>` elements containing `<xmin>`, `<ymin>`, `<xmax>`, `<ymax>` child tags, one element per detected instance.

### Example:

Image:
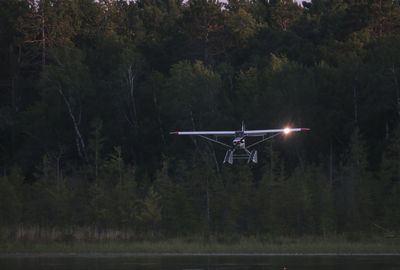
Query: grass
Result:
<box><xmin>0</xmin><ymin>232</ymin><xmax>399</xmax><ymax>254</ymax></box>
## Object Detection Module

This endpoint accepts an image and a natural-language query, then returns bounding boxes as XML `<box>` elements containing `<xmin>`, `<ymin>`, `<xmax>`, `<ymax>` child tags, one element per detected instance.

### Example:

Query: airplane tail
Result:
<box><xmin>242</xmin><ymin>121</ymin><xmax>245</xmax><ymax>131</ymax></box>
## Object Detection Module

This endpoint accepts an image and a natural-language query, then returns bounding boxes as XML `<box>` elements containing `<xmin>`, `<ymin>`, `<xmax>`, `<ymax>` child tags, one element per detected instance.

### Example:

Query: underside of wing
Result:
<box><xmin>170</xmin><ymin>131</ymin><xmax>236</xmax><ymax>136</ymax></box>
<box><xmin>245</xmin><ymin>128</ymin><xmax>310</xmax><ymax>136</ymax></box>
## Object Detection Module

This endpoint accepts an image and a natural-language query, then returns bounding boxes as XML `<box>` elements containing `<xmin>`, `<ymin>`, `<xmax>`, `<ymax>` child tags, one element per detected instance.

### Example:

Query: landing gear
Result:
<box><xmin>223</xmin><ymin>148</ymin><xmax>257</xmax><ymax>164</ymax></box>
<box><xmin>248</xmin><ymin>150</ymin><xmax>257</xmax><ymax>164</ymax></box>
<box><xmin>224</xmin><ymin>149</ymin><xmax>234</xmax><ymax>164</ymax></box>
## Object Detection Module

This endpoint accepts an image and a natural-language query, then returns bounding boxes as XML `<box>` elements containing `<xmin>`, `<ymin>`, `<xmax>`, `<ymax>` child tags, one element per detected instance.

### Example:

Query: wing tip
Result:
<box><xmin>170</xmin><ymin>131</ymin><xmax>179</xmax><ymax>135</ymax></box>
<box><xmin>301</xmin><ymin>128</ymin><xmax>310</xmax><ymax>131</ymax></box>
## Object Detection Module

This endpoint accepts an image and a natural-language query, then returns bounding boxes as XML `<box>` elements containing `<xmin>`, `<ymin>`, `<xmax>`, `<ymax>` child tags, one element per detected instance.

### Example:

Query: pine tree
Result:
<box><xmin>137</xmin><ymin>185</ymin><xmax>162</xmax><ymax>236</ymax></box>
<box><xmin>0</xmin><ymin>166</ymin><xmax>24</xmax><ymax>225</ymax></box>
<box><xmin>380</xmin><ymin>126</ymin><xmax>400</xmax><ymax>230</ymax></box>
<box><xmin>338</xmin><ymin>127</ymin><xmax>376</xmax><ymax>232</ymax></box>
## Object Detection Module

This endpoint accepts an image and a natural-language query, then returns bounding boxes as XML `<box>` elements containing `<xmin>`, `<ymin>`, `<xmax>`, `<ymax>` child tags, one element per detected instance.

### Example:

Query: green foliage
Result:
<box><xmin>29</xmin><ymin>155</ymin><xmax>76</xmax><ymax>227</ymax></box>
<box><xmin>162</xmin><ymin>60</ymin><xmax>222</xmax><ymax>130</ymax></box>
<box><xmin>88</xmin><ymin>179</ymin><xmax>114</xmax><ymax>227</ymax></box>
<box><xmin>268</xmin><ymin>0</ymin><xmax>302</xmax><ymax>32</ymax></box>
<box><xmin>380</xmin><ymin>126</ymin><xmax>400</xmax><ymax>229</ymax></box>
<box><xmin>0</xmin><ymin>167</ymin><xmax>23</xmax><ymax>225</ymax></box>
<box><xmin>225</xmin><ymin>7</ymin><xmax>260</xmax><ymax>46</ymax></box>
<box><xmin>88</xmin><ymin>147</ymin><xmax>139</xmax><ymax>228</ymax></box>
<box><xmin>137</xmin><ymin>185</ymin><xmax>162</xmax><ymax>234</ymax></box>
<box><xmin>87</xmin><ymin>118</ymin><xmax>104</xmax><ymax>180</ymax></box>
<box><xmin>2</xmin><ymin>0</ymin><xmax>400</xmax><ymax>237</ymax></box>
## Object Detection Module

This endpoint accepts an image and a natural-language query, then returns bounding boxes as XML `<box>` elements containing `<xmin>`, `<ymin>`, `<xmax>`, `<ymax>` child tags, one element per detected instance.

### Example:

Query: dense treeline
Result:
<box><xmin>1</xmin><ymin>0</ymin><xmax>400</xmax><ymax>237</ymax></box>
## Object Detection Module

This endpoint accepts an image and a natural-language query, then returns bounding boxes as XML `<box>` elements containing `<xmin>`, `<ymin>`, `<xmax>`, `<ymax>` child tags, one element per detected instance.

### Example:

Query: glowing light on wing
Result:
<box><xmin>284</xmin><ymin>127</ymin><xmax>291</xmax><ymax>134</ymax></box>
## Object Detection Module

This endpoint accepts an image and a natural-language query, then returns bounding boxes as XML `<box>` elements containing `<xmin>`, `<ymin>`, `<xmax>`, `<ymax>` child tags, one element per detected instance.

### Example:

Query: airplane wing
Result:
<box><xmin>170</xmin><ymin>131</ymin><xmax>235</xmax><ymax>136</ymax></box>
<box><xmin>244</xmin><ymin>128</ymin><xmax>310</xmax><ymax>136</ymax></box>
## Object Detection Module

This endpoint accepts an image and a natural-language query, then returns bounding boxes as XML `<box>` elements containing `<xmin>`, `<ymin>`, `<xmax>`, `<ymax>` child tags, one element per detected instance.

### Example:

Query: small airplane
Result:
<box><xmin>170</xmin><ymin>122</ymin><xmax>310</xmax><ymax>164</ymax></box>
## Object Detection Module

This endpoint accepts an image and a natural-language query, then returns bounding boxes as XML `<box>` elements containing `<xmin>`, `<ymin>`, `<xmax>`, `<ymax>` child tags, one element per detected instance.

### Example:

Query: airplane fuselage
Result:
<box><xmin>233</xmin><ymin>136</ymin><xmax>245</xmax><ymax>149</ymax></box>
<box><xmin>233</xmin><ymin>131</ymin><xmax>246</xmax><ymax>149</ymax></box>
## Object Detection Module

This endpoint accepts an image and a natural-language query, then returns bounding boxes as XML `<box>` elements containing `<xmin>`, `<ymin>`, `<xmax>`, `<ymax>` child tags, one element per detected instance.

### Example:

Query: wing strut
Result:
<box><xmin>247</xmin><ymin>133</ymin><xmax>281</xmax><ymax>149</ymax></box>
<box><xmin>197</xmin><ymin>135</ymin><xmax>232</xmax><ymax>148</ymax></box>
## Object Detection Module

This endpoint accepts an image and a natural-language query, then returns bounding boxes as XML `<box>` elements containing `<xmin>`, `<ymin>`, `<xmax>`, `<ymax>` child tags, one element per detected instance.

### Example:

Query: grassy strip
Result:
<box><xmin>0</xmin><ymin>236</ymin><xmax>399</xmax><ymax>254</ymax></box>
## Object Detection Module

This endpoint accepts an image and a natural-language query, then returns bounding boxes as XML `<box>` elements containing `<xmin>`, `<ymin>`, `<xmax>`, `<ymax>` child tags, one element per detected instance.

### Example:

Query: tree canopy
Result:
<box><xmin>1</xmin><ymin>0</ymin><xmax>400</xmax><ymax>236</ymax></box>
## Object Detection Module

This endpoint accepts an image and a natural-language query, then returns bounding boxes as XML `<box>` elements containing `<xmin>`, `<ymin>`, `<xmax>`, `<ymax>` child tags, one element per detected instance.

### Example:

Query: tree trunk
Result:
<box><xmin>41</xmin><ymin>3</ymin><xmax>46</xmax><ymax>66</ymax></box>
<box><xmin>152</xmin><ymin>89</ymin><xmax>166</xmax><ymax>145</ymax></box>
<box><xmin>353</xmin><ymin>86</ymin><xmax>358</xmax><ymax>124</ymax></box>
<box><xmin>95</xmin><ymin>135</ymin><xmax>99</xmax><ymax>180</ymax></box>
<box><xmin>206</xmin><ymin>176</ymin><xmax>211</xmax><ymax>231</ymax></box>
<box><xmin>55</xmin><ymin>146</ymin><xmax>64</xmax><ymax>183</ymax></box>
<box><xmin>127</xmin><ymin>64</ymin><xmax>138</xmax><ymax>132</ymax></box>
<box><xmin>190</xmin><ymin>109</ymin><xmax>198</xmax><ymax>147</ymax></box>
<box><xmin>386</xmin><ymin>121</ymin><xmax>390</xmax><ymax>140</ymax></box>
<box><xmin>329</xmin><ymin>142</ymin><xmax>333</xmax><ymax>187</ymax></box>
<box><xmin>392</xmin><ymin>64</ymin><xmax>400</xmax><ymax>121</ymax></box>
<box><xmin>209</xmin><ymin>144</ymin><xmax>220</xmax><ymax>174</ymax></box>
<box><xmin>57</xmin><ymin>85</ymin><xmax>87</xmax><ymax>161</ymax></box>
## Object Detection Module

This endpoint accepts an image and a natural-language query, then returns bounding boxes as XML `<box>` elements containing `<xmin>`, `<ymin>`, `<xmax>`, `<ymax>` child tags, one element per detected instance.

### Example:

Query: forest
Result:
<box><xmin>1</xmin><ymin>0</ymin><xmax>400</xmax><ymax>239</ymax></box>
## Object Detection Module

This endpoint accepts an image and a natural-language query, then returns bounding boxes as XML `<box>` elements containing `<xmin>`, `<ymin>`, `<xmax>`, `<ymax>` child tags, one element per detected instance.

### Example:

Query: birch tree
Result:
<box><xmin>40</xmin><ymin>47</ymin><xmax>91</xmax><ymax>161</ymax></box>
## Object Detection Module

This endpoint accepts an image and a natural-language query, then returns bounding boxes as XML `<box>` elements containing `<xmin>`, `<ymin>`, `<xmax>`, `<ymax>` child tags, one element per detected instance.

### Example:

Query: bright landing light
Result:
<box><xmin>284</xmin><ymin>127</ymin><xmax>291</xmax><ymax>135</ymax></box>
